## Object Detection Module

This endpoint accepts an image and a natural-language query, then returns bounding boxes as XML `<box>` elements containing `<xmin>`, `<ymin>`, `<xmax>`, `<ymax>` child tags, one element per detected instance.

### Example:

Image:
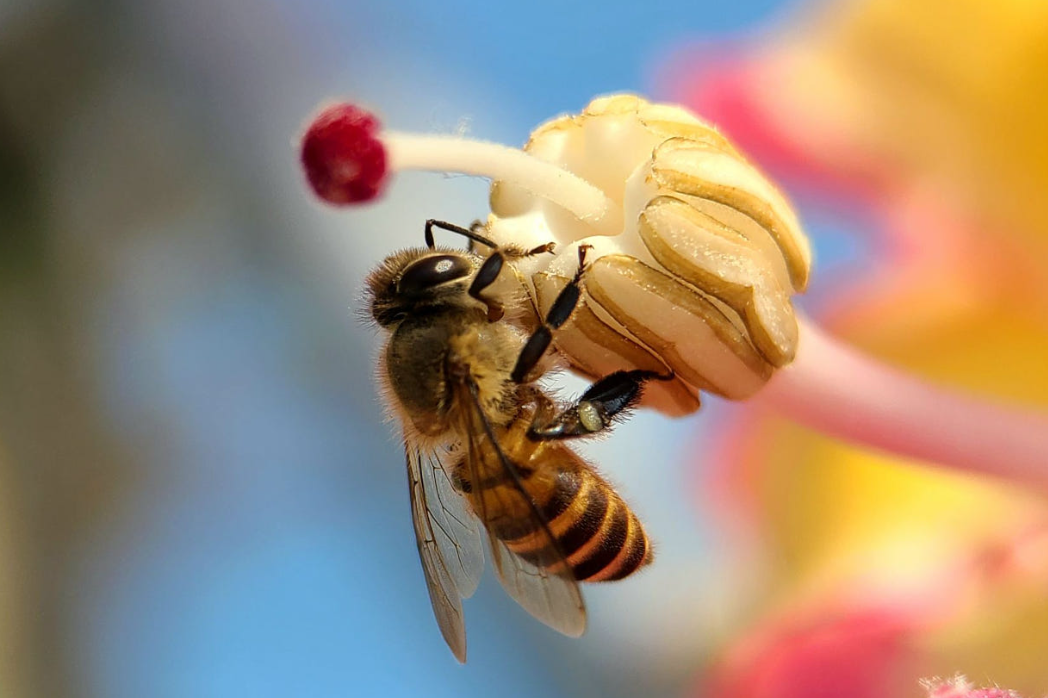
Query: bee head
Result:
<box><xmin>366</xmin><ymin>248</ymin><xmax>477</xmax><ymax>327</ymax></box>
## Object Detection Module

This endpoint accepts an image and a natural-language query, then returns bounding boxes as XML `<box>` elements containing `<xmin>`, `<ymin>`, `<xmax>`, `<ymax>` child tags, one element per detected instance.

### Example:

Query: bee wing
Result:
<box><xmin>461</xmin><ymin>385</ymin><xmax>587</xmax><ymax>638</ymax></box>
<box><xmin>406</xmin><ymin>442</ymin><xmax>485</xmax><ymax>662</ymax></box>
<box><xmin>487</xmin><ymin>535</ymin><xmax>587</xmax><ymax>638</ymax></box>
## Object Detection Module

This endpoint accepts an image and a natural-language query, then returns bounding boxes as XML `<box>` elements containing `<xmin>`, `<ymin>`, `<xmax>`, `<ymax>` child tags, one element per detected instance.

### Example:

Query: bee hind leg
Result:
<box><xmin>527</xmin><ymin>369</ymin><xmax>673</xmax><ymax>441</ymax></box>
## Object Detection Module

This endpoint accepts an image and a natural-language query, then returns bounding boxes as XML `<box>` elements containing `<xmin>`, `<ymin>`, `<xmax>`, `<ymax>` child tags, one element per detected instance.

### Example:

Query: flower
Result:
<box><xmin>486</xmin><ymin>95</ymin><xmax>809</xmax><ymax>400</ymax></box>
<box><xmin>300</xmin><ymin>94</ymin><xmax>810</xmax><ymax>413</ymax></box>
<box><xmin>297</xmin><ymin>93</ymin><xmax>1048</xmax><ymax>489</ymax></box>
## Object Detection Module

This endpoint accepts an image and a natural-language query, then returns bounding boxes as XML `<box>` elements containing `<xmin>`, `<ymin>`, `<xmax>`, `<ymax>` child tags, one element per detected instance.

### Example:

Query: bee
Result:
<box><xmin>366</xmin><ymin>219</ymin><xmax>665</xmax><ymax>662</ymax></box>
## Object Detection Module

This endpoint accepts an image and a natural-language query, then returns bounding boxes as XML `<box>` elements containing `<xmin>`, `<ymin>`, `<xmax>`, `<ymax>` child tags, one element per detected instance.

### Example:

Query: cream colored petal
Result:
<box><xmin>489</xmin><ymin>179</ymin><xmax>536</xmax><ymax>219</ymax></box>
<box><xmin>651</xmin><ymin>137</ymin><xmax>812</xmax><ymax>291</ymax></box>
<box><xmin>684</xmin><ymin>196</ymin><xmax>793</xmax><ymax>291</ymax></box>
<box><xmin>642</xmin><ymin>120</ymin><xmax>739</xmax><ymax>156</ymax></box>
<box><xmin>587</xmin><ymin>94</ymin><xmax>736</xmax><ymax>153</ymax></box>
<box><xmin>525</xmin><ymin>112</ymin><xmax>582</xmax><ymax>155</ymax></box>
<box><xmin>640</xmin><ymin>195</ymin><xmax>800</xmax><ymax>366</ymax></box>
<box><xmin>487</xmin><ymin>94</ymin><xmax>810</xmax><ymax>409</ymax></box>
<box><xmin>584</xmin><ymin>255</ymin><xmax>774</xmax><ymax>399</ymax></box>
<box><xmin>635</xmin><ymin>101</ymin><xmax>739</xmax><ymax>156</ymax></box>
<box><xmin>635</xmin><ymin>101</ymin><xmax>706</xmax><ymax>126</ymax></box>
<box><xmin>566</xmin><ymin>107</ymin><xmax>662</xmax><ymax>206</ymax></box>
<box><xmin>583</xmin><ymin>93</ymin><xmax>646</xmax><ymax>117</ymax></box>
<box><xmin>535</xmin><ymin>272</ymin><xmax>701</xmax><ymax>416</ymax></box>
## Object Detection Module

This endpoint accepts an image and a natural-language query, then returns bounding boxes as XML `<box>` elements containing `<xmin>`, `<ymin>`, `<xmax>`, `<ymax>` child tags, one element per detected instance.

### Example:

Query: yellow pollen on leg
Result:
<box><xmin>578</xmin><ymin>401</ymin><xmax>603</xmax><ymax>432</ymax></box>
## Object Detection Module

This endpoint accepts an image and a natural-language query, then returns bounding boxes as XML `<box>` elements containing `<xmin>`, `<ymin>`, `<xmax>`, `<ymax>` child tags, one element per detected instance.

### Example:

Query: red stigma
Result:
<box><xmin>301</xmin><ymin>103</ymin><xmax>388</xmax><ymax>205</ymax></box>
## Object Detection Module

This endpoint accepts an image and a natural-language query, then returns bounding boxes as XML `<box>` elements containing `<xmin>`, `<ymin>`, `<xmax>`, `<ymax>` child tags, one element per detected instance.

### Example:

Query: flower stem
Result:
<box><xmin>759</xmin><ymin>317</ymin><xmax>1048</xmax><ymax>492</ymax></box>
<box><xmin>383</xmin><ymin>132</ymin><xmax>616</xmax><ymax>225</ymax></box>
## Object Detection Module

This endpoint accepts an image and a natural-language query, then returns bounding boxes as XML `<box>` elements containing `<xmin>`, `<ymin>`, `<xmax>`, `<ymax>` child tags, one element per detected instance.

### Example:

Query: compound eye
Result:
<box><xmin>397</xmin><ymin>254</ymin><xmax>472</xmax><ymax>295</ymax></box>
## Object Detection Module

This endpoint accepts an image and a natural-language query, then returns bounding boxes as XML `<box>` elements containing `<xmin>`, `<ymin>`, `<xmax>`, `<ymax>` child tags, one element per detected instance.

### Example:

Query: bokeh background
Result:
<box><xmin>2</xmin><ymin>1</ymin><xmax>1046</xmax><ymax>697</ymax></box>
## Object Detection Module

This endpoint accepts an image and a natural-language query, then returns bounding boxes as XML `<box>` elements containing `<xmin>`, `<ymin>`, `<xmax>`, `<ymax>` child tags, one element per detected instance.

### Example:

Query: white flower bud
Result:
<box><xmin>486</xmin><ymin>94</ymin><xmax>812</xmax><ymax>415</ymax></box>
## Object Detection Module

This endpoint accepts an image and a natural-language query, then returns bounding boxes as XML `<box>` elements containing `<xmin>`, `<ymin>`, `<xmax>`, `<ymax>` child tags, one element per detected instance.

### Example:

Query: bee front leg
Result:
<box><xmin>528</xmin><ymin>370</ymin><xmax>673</xmax><ymax>441</ymax></box>
<box><xmin>422</xmin><ymin>219</ymin><xmax>555</xmax><ymax>322</ymax></box>
<box><xmin>469</xmin><ymin>242</ymin><xmax>555</xmax><ymax>323</ymax></box>
<box><xmin>510</xmin><ymin>245</ymin><xmax>589</xmax><ymax>384</ymax></box>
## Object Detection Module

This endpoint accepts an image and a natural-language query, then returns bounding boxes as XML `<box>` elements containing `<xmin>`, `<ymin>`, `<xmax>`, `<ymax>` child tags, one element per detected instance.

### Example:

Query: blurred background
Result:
<box><xmin>2</xmin><ymin>1</ymin><xmax>1046</xmax><ymax>697</ymax></box>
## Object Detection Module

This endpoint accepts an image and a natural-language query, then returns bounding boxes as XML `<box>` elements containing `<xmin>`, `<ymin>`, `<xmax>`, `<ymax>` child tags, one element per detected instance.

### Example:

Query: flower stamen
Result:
<box><xmin>301</xmin><ymin>102</ymin><xmax>616</xmax><ymax>225</ymax></box>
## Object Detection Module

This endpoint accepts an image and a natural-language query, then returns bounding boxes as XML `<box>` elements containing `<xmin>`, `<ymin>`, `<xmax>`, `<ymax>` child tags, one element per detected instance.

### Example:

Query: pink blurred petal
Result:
<box><xmin>924</xmin><ymin>676</ymin><xmax>1024</xmax><ymax>698</ymax></box>
<box><xmin>659</xmin><ymin>47</ymin><xmax>882</xmax><ymax>203</ymax></box>
<box><xmin>702</xmin><ymin>603</ymin><xmax>919</xmax><ymax>698</ymax></box>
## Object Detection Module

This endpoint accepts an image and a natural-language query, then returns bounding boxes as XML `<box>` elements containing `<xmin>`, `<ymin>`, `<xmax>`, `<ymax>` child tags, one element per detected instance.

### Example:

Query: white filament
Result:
<box><xmin>383</xmin><ymin>132</ymin><xmax>615</xmax><ymax>224</ymax></box>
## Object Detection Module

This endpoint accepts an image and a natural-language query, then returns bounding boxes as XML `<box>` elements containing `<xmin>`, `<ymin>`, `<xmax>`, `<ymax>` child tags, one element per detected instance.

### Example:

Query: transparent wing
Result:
<box><xmin>460</xmin><ymin>384</ymin><xmax>587</xmax><ymax>638</ymax></box>
<box><xmin>406</xmin><ymin>441</ymin><xmax>485</xmax><ymax>662</ymax></box>
<box><xmin>488</xmin><ymin>536</ymin><xmax>587</xmax><ymax>637</ymax></box>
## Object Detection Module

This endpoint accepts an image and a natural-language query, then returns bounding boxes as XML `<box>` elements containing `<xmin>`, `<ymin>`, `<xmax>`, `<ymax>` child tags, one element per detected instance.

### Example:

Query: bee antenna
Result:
<box><xmin>425</xmin><ymin>219</ymin><xmax>498</xmax><ymax>251</ymax></box>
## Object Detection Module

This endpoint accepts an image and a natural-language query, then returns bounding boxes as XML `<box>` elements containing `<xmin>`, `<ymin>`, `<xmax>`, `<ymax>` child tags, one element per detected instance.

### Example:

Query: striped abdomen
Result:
<box><xmin>479</xmin><ymin>454</ymin><xmax>652</xmax><ymax>583</ymax></box>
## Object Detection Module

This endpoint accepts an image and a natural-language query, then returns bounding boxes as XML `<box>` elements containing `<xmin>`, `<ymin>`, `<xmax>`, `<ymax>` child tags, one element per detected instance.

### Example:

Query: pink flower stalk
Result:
<box><xmin>298</xmin><ymin>100</ymin><xmax>1048</xmax><ymax>492</ymax></box>
<box><xmin>759</xmin><ymin>318</ymin><xmax>1048</xmax><ymax>492</ymax></box>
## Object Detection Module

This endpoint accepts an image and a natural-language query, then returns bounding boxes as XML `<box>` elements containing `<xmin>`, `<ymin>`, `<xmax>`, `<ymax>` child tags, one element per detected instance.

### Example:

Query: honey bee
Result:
<box><xmin>366</xmin><ymin>219</ymin><xmax>665</xmax><ymax>662</ymax></box>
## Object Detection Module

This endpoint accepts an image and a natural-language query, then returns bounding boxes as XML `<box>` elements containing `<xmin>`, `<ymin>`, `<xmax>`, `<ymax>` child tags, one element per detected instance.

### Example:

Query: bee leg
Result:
<box><xmin>511</xmin><ymin>245</ymin><xmax>590</xmax><ymax>384</ymax></box>
<box><xmin>518</xmin><ymin>384</ymin><xmax>559</xmax><ymax>424</ymax></box>
<box><xmin>424</xmin><ymin>220</ymin><xmax>555</xmax><ymax>322</ymax></box>
<box><xmin>467</xmin><ymin>253</ymin><xmax>510</xmax><ymax>322</ymax></box>
<box><xmin>468</xmin><ymin>244</ymin><xmax>555</xmax><ymax>324</ymax></box>
<box><xmin>528</xmin><ymin>370</ymin><xmax>673</xmax><ymax>440</ymax></box>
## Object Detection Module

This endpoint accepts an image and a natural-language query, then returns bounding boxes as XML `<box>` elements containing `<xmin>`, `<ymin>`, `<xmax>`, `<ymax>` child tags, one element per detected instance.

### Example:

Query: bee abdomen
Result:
<box><xmin>504</xmin><ymin>470</ymin><xmax>651</xmax><ymax>583</ymax></box>
<box><xmin>565</xmin><ymin>482</ymin><xmax>651</xmax><ymax>583</ymax></box>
